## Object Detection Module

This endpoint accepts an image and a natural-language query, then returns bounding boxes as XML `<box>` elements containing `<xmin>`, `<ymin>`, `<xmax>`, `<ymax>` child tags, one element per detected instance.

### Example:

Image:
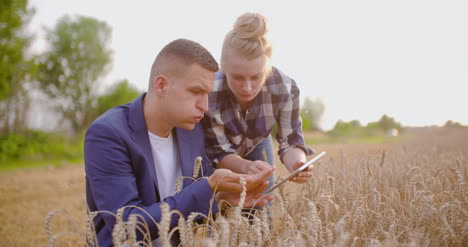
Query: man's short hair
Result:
<box><xmin>149</xmin><ymin>39</ymin><xmax>219</xmax><ymax>89</ymax></box>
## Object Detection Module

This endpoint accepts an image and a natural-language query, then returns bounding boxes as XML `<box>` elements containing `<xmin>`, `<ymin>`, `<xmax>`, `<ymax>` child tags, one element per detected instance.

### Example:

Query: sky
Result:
<box><xmin>28</xmin><ymin>0</ymin><xmax>468</xmax><ymax>130</ymax></box>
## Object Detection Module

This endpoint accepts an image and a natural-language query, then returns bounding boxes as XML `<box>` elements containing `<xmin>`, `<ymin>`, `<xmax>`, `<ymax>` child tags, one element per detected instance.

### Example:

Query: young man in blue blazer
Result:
<box><xmin>84</xmin><ymin>39</ymin><xmax>274</xmax><ymax>246</ymax></box>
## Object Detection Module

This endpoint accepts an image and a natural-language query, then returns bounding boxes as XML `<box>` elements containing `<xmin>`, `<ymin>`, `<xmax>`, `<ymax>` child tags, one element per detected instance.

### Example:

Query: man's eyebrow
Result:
<box><xmin>188</xmin><ymin>85</ymin><xmax>211</xmax><ymax>93</ymax></box>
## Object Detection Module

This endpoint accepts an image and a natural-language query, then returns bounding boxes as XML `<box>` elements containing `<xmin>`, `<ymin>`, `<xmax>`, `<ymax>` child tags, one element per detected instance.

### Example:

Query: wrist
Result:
<box><xmin>207</xmin><ymin>176</ymin><xmax>215</xmax><ymax>191</ymax></box>
<box><xmin>284</xmin><ymin>162</ymin><xmax>295</xmax><ymax>172</ymax></box>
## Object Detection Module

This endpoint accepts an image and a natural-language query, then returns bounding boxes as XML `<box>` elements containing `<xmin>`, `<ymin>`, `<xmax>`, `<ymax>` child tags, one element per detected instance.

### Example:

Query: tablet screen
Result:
<box><xmin>263</xmin><ymin>151</ymin><xmax>326</xmax><ymax>194</ymax></box>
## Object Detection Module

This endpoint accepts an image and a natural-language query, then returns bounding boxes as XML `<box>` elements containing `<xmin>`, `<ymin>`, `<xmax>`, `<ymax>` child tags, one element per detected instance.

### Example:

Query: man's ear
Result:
<box><xmin>152</xmin><ymin>75</ymin><xmax>169</xmax><ymax>96</ymax></box>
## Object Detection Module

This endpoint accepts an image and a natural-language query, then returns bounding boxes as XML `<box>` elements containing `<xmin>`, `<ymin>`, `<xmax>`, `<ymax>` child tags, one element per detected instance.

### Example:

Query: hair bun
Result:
<box><xmin>233</xmin><ymin>12</ymin><xmax>269</xmax><ymax>40</ymax></box>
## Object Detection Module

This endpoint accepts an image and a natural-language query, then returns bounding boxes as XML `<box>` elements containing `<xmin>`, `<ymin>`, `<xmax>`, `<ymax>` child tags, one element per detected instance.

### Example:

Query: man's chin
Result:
<box><xmin>179</xmin><ymin>122</ymin><xmax>196</xmax><ymax>130</ymax></box>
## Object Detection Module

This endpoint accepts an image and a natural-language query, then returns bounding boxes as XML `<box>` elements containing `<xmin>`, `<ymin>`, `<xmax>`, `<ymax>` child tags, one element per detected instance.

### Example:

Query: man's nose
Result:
<box><xmin>198</xmin><ymin>94</ymin><xmax>209</xmax><ymax>112</ymax></box>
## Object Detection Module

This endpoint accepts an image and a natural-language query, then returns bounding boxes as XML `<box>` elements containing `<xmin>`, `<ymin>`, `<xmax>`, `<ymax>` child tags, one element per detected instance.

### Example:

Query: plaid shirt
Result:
<box><xmin>202</xmin><ymin>67</ymin><xmax>313</xmax><ymax>166</ymax></box>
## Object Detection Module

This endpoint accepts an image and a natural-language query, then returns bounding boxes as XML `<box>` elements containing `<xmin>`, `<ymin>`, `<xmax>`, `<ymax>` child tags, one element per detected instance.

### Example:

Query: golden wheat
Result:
<box><xmin>1</xmin><ymin>128</ymin><xmax>467</xmax><ymax>246</ymax></box>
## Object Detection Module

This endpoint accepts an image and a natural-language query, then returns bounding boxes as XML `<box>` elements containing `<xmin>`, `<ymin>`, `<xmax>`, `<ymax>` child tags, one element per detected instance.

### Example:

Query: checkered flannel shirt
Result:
<box><xmin>202</xmin><ymin>67</ymin><xmax>313</xmax><ymax>166</ymax></box>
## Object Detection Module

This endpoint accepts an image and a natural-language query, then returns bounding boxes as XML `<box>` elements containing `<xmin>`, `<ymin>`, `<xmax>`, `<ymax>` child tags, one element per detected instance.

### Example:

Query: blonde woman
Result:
<box><xmin>202</xmin><ymin>12</ymin><xmax>314</xmax><ymax>197</ymax></box>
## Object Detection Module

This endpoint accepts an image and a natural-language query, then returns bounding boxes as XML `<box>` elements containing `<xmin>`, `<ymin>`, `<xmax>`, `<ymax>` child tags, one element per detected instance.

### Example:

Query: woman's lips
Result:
<box><xmin>239</xmin><ymin>93</ymin><xmax>251</xmax><ymax>98</ymax></box>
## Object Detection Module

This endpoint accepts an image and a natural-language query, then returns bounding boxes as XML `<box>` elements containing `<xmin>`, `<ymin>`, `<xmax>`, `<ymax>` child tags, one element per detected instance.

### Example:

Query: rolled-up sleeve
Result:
<box><xmin>275</xmin><ymin>80</ymin><xmax>314</xmax><ymax>159</ymax></box>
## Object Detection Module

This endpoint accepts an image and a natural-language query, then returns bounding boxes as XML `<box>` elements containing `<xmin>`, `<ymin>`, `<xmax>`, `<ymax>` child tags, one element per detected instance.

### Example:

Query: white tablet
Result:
<box><xmin>263</xmin><ymin>151</ymin><xmax>326</xmax><ymax>194</ymax></box>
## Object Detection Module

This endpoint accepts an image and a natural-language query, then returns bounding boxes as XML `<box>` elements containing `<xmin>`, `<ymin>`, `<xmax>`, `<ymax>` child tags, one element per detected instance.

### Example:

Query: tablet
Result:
<box><xmin>263</xmin><ymin>151</ymin><xmax>326</xmax><ymax>194</ymax></box>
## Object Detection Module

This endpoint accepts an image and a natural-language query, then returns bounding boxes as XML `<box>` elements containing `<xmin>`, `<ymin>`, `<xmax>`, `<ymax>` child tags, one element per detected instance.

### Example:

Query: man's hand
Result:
<box><xmin>207</xmin><ymin>166</ymin><xmax>274</xmax><ymax>193</ymax></box>
<box><xmin>215</xmin><ymin>181</ymin><xmax>275</xmax><ymax>207</ymax></box>
<box><xmin>286</xmin><ymin>160</ymin><xmax>313</xmax><ymax>184</ymax></box>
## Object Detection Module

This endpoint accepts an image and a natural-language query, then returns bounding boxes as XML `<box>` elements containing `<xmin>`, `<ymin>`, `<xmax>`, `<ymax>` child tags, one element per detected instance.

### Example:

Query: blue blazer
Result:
<box><xmin>85</xmin><ymin>93</ymin><xmax>217</xmax><ymax>246</ymax></box>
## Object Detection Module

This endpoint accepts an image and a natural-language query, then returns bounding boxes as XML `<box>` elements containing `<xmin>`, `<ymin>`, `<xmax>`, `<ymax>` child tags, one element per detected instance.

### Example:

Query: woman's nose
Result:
<box><xmin>242</xmin><ymin>81</ymin><xmax>252</xmax><ymax>93</ymax></box>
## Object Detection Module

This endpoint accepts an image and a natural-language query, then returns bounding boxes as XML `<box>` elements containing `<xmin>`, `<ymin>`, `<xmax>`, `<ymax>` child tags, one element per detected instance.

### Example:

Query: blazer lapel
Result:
<box><xmin>174</xmin><ymin>127</ymin><xmax>196</xmax><ymax>188</ymax></box>
<box><xmin>128</xmin><ymin>93</ymin><xmax>160</xmax><ymax>193</ymax></box>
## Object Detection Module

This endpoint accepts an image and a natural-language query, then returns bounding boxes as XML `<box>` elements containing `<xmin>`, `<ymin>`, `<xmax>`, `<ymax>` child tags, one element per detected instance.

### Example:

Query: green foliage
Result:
<box><xmin>0</xmin><ymin>0</ymin><xmax>36</xmax><ymax>134</ymax></box>
<box><xmin>300</xmin><ymin>113</ymin><xmax>311</xmax><ymax>131</ymax></box>
<box><xmin>0</xmin><ymin>0</ymin><xmax>32</xmax><ymax>100</ymax></box>
<box><xmin>444</xmin><ymin>120</ymin><xmax>465</xmax><ymax>128</ymax></box>
<box><xmin>37</xmin><ymin>15</ymin><xmax>113</xmax><ymax>133</ymax></box>
<box><xmin>301</xmin><ymin>97</ymin><xmax>325</xmax><ymax>131</ymax></box>
<box><xmin>329</xmin><ymin>114</ymin><xmax>403</xmax><ymax>137</ymax></box>
<box><xmin>328</xmin><ymin>119</ymin><xmax>364</xmax><ymax>137</ymax></box>
<box><xmin>372</xmin><ymin>114</ymin><xmax>403</xmax><ymax>132</ymax></box>
<box><xmin>92</xmin><ymin>79</ymin><xmax>141</xmax><ymax>119</ymax></box>
<box><xmin>0</xmin><ymin>130</ymin><xmax>83</xmax><ymax>163</ymax></box>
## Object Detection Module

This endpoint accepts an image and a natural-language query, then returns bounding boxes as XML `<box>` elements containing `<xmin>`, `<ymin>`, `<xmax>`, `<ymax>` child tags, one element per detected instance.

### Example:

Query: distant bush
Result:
<box><xmin>0</xmin><ymin>130</ymin><xmax>83</xmax><ymax>162</ymax></box>
<box><xmin>328</xmin><ymin>120</ymin><xmax>365</xmax><ymax>137</ymax></box>
<box><xmin>444</xmin><ymin>120</ymin><xmax>465</xmax><ymax>128</ymax></box>
<box><xmin>328</xmin><ymin>115</ymin><xmax>403</xmax><ymax>137</ymax></box>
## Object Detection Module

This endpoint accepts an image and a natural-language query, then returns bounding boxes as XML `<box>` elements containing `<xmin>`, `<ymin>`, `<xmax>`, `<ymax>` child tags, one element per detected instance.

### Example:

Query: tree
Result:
<box><xmin>37</xmin><ymin>15</ymin><xmax>112</xmax><ymax>134</ymax></box>
<box><xmin>301</xmin><ymin>97</ymin><xmax>325</xmax><ymax>131</ymax></box>
<box><xmin>444</xmin><ymin>120</ymin><xmax>463</xmax><ymax>128</ymax></box>
<box><xmin>376</xmin><ymin>114</ymin><xmax>402</xmax><ymax>132</ymax></box>
<box><xmin>90</xmin><ymin>79</ymin><xmax>141</xmax><ymax>123</ymax></box>
<box><xmin>0</xmin><ymin>0</ymin><xmax>35</xmax><ymax>135</ymax></box>
<box><xmin>329</xmin><ymin>119</ymin><xmax>363</xmax><ymax>136</ymax></box>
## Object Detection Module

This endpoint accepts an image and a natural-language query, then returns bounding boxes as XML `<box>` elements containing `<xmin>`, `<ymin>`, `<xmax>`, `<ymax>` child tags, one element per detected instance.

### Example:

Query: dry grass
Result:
<box><xmin>0</xmin><ymin>164</ymin><xmax>86</xmax><ymax>246</ymax></box>
<box><xmin>0</xmin><ymin>127</ymin><xmax>467</xmax><ymax>246</ymax></box>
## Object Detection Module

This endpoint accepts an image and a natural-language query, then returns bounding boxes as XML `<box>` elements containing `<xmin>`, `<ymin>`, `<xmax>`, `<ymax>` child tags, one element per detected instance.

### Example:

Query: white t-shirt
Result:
<box><xmin>147</xmin><ymin>131</ymin><xmax>182</xmax><ymax>201</ymax></box>
<box><xmin>148</xmin><ymin>131</ymin><xmax>182</xmax><ymax>247</ymax></box>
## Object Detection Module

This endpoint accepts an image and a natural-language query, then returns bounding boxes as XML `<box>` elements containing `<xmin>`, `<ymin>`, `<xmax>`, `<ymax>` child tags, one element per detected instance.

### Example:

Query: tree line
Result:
<box><xmin>1</xmin><ymin>1</ymin><xmax>143</xmax><ymax>135</ymax></box>
<box><xmin>1</xmin><ymin>1</ymin><xmax>140</xmax><ymax>163</ymax></box>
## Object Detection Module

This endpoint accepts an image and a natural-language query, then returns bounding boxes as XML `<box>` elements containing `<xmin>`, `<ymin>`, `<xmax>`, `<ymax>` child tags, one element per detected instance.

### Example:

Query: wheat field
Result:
<box><xmin>0</xmin><ymin>127</ymin><xmax>466</xmax><ymax>246</ymax></box>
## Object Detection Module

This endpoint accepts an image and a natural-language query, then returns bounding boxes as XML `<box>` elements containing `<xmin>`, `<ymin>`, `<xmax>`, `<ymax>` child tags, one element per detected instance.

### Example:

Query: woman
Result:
<box><xmin>202</xmin><ymin>12</ymin><xmax>314</xmax><ymax>192</ymax></box>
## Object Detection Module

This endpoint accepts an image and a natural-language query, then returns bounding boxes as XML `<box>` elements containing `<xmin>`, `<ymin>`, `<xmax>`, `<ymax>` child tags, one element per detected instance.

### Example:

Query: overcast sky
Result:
<box><xmin>28</xmin><ymin>0</ymin><xmax>468</xmax><ymax>130</ymax></box>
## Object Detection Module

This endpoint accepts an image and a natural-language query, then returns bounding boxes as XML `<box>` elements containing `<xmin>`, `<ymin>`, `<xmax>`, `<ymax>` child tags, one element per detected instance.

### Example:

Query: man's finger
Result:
<box><xmin>248</xmin><ymin>166</ymin><xmax>262</xmax><ymax>174</ymax></box>
<box><xmin>249</xmin><ymin>181</ymin><xmax>269</xmax><ymax>193</ymax></box>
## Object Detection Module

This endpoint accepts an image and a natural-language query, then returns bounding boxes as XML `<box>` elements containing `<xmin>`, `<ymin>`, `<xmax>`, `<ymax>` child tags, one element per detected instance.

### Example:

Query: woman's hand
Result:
<box><xmin>283</xmin><ymin>148</ymin><xmax>312</xmax><ymax>184</ymax></box>
<box><xmin>286</xmin><ymin>160</ymin><xmax>313</xmax><ymax>184</ymax></box>
<box><xmin>207</xmin><ymin>166</ymin><xmax>274</xmax><ymax>193</ymax></box>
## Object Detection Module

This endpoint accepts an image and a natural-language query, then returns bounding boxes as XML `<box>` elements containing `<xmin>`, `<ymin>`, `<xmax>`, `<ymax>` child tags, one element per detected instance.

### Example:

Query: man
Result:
<box><xmin>85</xmin><ymin>39</ymin><xmax>274</xmax><ymax>246</ymax></box>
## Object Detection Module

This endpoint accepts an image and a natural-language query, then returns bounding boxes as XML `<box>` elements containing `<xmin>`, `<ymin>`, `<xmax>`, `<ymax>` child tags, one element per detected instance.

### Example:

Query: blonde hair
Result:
<box><xmin>221</xmin><ymin>12</ymin><xmax>272</xmax><ymax>66</ymax></box>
